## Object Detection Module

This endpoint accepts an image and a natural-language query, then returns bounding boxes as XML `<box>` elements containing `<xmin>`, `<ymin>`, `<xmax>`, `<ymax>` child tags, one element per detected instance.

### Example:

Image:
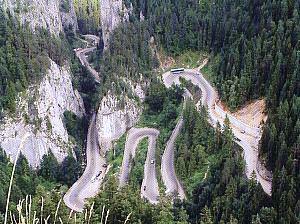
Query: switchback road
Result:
<box><xmin>75</xmin><ymin>35</ymin><xmax>101</xmax><ymax>83</ymax></box>
<box><xmin>119</xmin><ymin>128</ymin><xmax>160</xmax><ymax>204</ymax></box>
<box><xmin>160</xmin><ymin>90</ymin><xmax>192</xmax><ymax>200</ymax></box>
<box><xmin>64</xmin><ymin>34</ymin><xmax>106</xmax><ymax>212</ymax></box>
<box><xmin>162</xmin><ymin>69</ymin><xmax>272</xmax><ymax>195</ymax></box>
<box><xmin>64</xmin><ymin>114</ymin><xmax>108</xmax><ymax>212</ymax></box>
<box><xmin>161</xmin><ymin>117</ymin><xmax>186</xmax><ymax>200</ymax></box>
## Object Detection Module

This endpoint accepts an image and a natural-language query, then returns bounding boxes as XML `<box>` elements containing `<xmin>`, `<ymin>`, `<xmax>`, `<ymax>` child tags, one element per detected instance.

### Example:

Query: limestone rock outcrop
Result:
<box><xmin>61</xmin><ymin>0</ymin><xmax>78</xmax><ymax>33</ymax></box>
<box><xmin>0</xmin><ymin>0</ymin><xmax>78</xmax><ymax>35</ymax></box>
<box><xmin>96</xmin><ymin>93</ymin><xmax>141</xmax><ymax>150</ymax></box>
<box><xmin>0</xmin><ymin>60</ymin><xmax>85</xmax><ymax>167</ymax></box>
<box><xmin>100</xmin><ymin>0</ymin><xmax>131</xmax><ymax>50</ymax></box>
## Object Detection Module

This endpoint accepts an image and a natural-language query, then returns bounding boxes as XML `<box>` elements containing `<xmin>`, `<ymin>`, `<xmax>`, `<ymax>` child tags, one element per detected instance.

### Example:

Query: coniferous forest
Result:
<box><xmin>0</xmin><ymin>0</ymin><xmax>299</xmax><ymax>223</ymax></box>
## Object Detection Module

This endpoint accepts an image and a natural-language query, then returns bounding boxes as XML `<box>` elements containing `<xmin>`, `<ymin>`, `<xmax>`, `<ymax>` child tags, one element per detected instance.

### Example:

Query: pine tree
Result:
<box><xmin>200</xmin><ymin>206</ymin><xmax>213</xmax><ymax>224</ymax></box>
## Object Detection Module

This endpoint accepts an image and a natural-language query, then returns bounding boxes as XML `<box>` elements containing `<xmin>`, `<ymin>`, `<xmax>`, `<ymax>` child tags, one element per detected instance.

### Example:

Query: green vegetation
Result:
<box><xmin>108</xmin><ymin>81</ymin><xmax>184</xmax><ymax>187</ymax></box>
<box><xmin>139</xmin><ymin>81</ymin><xmax>184</xmax><ymax>180</ymax></box>
<box><xmin>173</xmin><ymin>51</ymin><xmax>208</xmax><ymax>69</ymax></box>
<box><xmin>175</xmin><ymin>100</ymin><xmax>217</xmax><ymax>194</ymax></box>
<box><xmin>0</xmin><ymin>149</ymin><xmax>78</xmax><ymax>223</ymax></box>
<box><xmin>126</xmin><ymin>0</ymin><xmax>299</xmax><ymax>222</ymax></box>
<box><xmin>108</xmin><ymin>134</ymin><xmax>126</xmax><ymax>173</ymax></box>
<box><xmin>63</xmin><ymin>111</ymin><xmax>88</xmax><ymax>152</ymax></box>
<box><xmin>129</xmin><ymin>138</ymin><xmax>148</xmax><ymax>190</ymax></box>
<box><xmin>39</xmin><ymin>152</ymin><xmax>81</xmax><ymax>187</ymax></box>
<box><xmin>200</xmin><ymin>60</ymin><xmax>217</xmax><ymax>85</ymax></box>
<box><xmin>175</xmin><ymin>101</ymin><xmax>272</xmax><ymax>223</ymax></box>
<box><xmin>92</xmin><ymin>176</ymin><xmax>188</xmax><ymax>224</ymax></box>
<box><xmin>0</xmin><ymin>9</ymin><xmax>70</xmax><ymax>114</ymax></box>
<box><xmin>73</xmin><ymin>0</ymin><xmax>101</xmax><ymax>34</ymax></box>
<box><xmin>0</xmin><ymin>0</ymin><xmax>299</xmax><ymax>223</ymax></box>
<box><xmin>94</xmin><ymin>22</ymin><xmax>159</xmax><ymax>98</ymax></box>
<box><xmin>70</xmin><ymin>52</ymin><xmax>102</xmax><ymax>112</ymax></box>
<box><xmin>60</xmin><ymin>0</ymin><xmax>71</xmax><ymax>13</ymax></box>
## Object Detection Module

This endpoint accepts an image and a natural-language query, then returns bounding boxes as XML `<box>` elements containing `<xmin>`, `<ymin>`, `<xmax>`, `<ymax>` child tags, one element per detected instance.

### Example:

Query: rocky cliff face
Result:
<box><xmin>61</xmin><ymin>0</ymin><xmax>78</xmax><ymax>33</ymax></box>
<box><xmin>100</xmin><ymin>0</ymin><xmax>131</xmax><ymax>50</ymax></box>
<box><xmin>0</xmin><ymin>60</ymin><xmax>85</xmax><ymax>167</ymax></box>
<box><xmin>0</xmin><ymin>0</ymin><xmax>78</xmax><ymax>35</ymax></box>
<box><xmin>96</xmin><ymin>93</ymin><xmax>141</xmax><ymax>150</ymax></box>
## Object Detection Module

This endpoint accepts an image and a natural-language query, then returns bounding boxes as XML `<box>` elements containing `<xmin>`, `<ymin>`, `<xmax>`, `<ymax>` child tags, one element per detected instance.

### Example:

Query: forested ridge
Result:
<box><xmin>176</xmin><ymin>101</ymin><xmax>272</xmax><ymax>223</ymax></box>
<box><xmin>124</xmin><ymin>0</ymin><xmax>299</xmax><ymax>222</ymax></box>
<box><xmin>73</xmin><ymin>0</ymin><xmax>101</xmax><ymax>34</ymax></box>
<box><xmin>0</xmin><ymin>10</ymin><xmax>70</xmax><ymax>114</ymax></box>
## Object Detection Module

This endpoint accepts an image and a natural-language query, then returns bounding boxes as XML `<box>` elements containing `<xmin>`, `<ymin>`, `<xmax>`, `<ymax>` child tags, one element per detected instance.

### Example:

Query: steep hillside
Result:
<box><xmin>0</xmin><ymin>0</ymin><xmax>298</xmax><ymax>223</ymax></box>
<box><xmin>0</xmin><ymin>60</ymin><xmax>85</xmax><ymax>167</ymax></box>
<box><xmin>73</xmin><ymin>0</ymin><xmax>100</xmax><ymax>34</ymax></box>
<box><xmin>0</xmin><ymin>1</ymin><xmax>83</xmax><ymax>167</ymax></box>
<box><xmin>74</xmin><ymin>0</ymin><xmax>131</xmax><ymax>49</ymax></box>
<box><xmin>100</xmin><ymin>0</ymin><xmax>130</xmax><ymax>50</ymax></box>
<box><xmin>0</xmin><ymin>0</ymin><xmax>78</xmax><ymax>35</ymax></box>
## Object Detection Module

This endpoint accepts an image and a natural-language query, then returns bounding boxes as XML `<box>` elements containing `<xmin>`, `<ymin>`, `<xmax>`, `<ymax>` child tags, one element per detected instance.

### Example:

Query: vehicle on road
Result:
<box><xmin>91</xmin><ymin>171</ymin><xmax>102</xmax><ymax>183</ymax></box>
<box><xmin>143</xmin><ymin>186</ymin><xmax>147</xmax><ymax>191</ymax></box>
<box><xmin>171</xmin><ymin>68</ymin><xmax>184</xmax><ymax>74</ymax></box>
<box><xmin>241</xmin><ymin>130</ymin><xmax>246</xmax><ymax>134</ymax></box>
<box><xmin>102</xmin><ymin>163</ymin><xmax>108</xmax><ymax>168</ymax></box>
<box><xmin>150</xmin><ymin>159</ymin><xmax>155</xmax><ymax>164</ymax></box>
<box><xmin>234</xmin><ymin>137</ymin><xmax>241</xmax><ymax>142</ymax></box>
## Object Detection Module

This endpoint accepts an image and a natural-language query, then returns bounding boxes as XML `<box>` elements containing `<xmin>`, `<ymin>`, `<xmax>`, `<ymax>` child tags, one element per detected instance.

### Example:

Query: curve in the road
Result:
<box><xmin>161</xmin><ymin>117</ymin><xmax>186</xmax><ymax>200</ymax></box>
<box><xmin>160</xmin><ymin>90</ymin><xmax>192</xmax><ymax>200</ymax></box>
<box><xmin>162</xmin><ymin>69</ymin><xmax>272</xmax><ymax>195</ymax></box>
<box><xmin>75</xmin><ymin>35</ymin><xmax>101</xmax><ymax>83</ymax></box>
<box><xmin>119</xmin><ymin>128</ymin><xmax>160</xmax><ymax>204</ymax></box>
<box><xmin>64</xmin><ymin>114</ymin><xmax>108</xmax><ymax>212</ymax></box>
<box><xmin>64</xmin><ymin>35</ymin><xmax>106</xmax><ymax>212</ymax></box>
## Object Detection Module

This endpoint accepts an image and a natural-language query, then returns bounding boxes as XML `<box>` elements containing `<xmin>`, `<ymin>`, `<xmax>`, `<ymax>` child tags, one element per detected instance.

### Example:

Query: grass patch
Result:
<box><xmin>108</xmin><ymin>134</ymin><xmax>127</xmax><ymax>174</ymax></box>
<box><xmin>173</xmin><ymin>50</ymin><xmax>209</xmax><ymax>69</ymax></box>
<box><xmin>129</xmin><ymin>138</ymin><xmax>149</xmax><ymax>190</ymax></box>
<box><xmin>200</xmin><ymin>55</ymin><xmax>220</xmax><ymax>87</ymax></box>
<box><xmin>183</xmin><ymin>154</ymin><xmax>217</xmax><ymax>196</ymax></box>
<box><xmin>157</xmin><ymin>49</ymin><xmax>208</xmax><ymax>73</ymax></box>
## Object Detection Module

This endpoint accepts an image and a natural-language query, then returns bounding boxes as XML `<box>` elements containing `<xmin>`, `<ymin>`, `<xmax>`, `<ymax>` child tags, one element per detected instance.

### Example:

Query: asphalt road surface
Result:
<box><xmin>160</xmin><ymin>90</ymin><xmax>192</xmax><ymax>200</ymax></box>
<box><xmin>161</xmin><ymin>117</ymin><xmax>186</xmax><ymax>200</ymax></box>
<box><xmin>64</xmin><ymin>34</ymin><xmax>106</xmax><ymax>212</ymax></box>
<box><xmin>75</xmin><ymin>35</ymin><xmax>101</xmax><ymax>83</ymax></box>
<box><xmin>162</xmin><ymin>69</ymin><xmax>272</xmax><ymax>195</ymax></box>
<box><xmin>64</xmin><ymin>114</ymin><xmax>108</xmax><ymax>212</ymax></box>
<box><xmin>119</xmin><ymin>128</ymin><xmax>160</xmax><ymax>204</ymax></box>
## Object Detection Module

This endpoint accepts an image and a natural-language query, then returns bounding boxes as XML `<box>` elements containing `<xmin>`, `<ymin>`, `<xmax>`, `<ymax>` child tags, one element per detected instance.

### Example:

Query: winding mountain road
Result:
<box><xmin>119</xmin><ymin>128</ymin><xmax>160</xmax><ymax>204</ymax></box>
<box><xmin>75</xmin><ymin>35</ymin><xmax>100</xmax><ymax>83</ymax></box>
<box><xmin>161</xmin><ymin>117</ymin><xmax>186</xmax><ymax>200</ymax></box>
<box><xmin>160</xmin><ymin>90</ymin><xmax>192</xmax><ymax>200</ymax></box>
<box><xmin>162</xmin><ymin>68</ymin><xmax>272</xmax><ymax>195</ymax></box>
<box><xmin>64</xmin><ymin>114</ymin><xmax>108</xmax><ymax>212</ymax></box>
<box><xmin>65</xmin><ymin>32</ymin><xmax>271</xmax><ymax>211</ymax></box>
<box><xmin>64</xmin><ymin>35</ymin><xmax>107</xmax><ymax>212</ymax></box>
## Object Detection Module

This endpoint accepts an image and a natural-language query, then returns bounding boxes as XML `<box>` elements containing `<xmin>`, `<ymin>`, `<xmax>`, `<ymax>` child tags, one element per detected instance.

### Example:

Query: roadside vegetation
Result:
<box><xmin>0</xmin><ymin>9</ymin><xmax>70</xmax><ymax>115</ymax></box>
<box><xmin>174</xmin><ymin>100</ymin><xmax>272</xmax><ymax>223</ymax></box>
<box><xmin>172</xmin><ymin>51</ymin><xmax>208</xmax><ymax>69</ymax></box>
<box><xmin>129</xmin><ymin>138</ymin><xmax>148</xmax><ymax>190</ymax></box>
<box><xmin>138</xmin><ymin>81</ymin><xmax>184</xmax><ymax>184</ymax></box>
<box><xmin>158</xmin><ymin>50</ymin><xmax>208</xmax><ymax>71</ymax></box>
<box><xmin>1</xmin><ymin>0</ymin><xmax>299</xmax><ymax>223</ymax></box>
<box><xmin>108</xmin><ymin>80</ymin><xmax>184</xmax><ymax>186</ymax></box>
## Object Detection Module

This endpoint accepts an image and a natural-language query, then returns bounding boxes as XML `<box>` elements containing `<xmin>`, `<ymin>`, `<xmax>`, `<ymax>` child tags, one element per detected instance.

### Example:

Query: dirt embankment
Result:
<box><xmin>216</xmin><ymin>99</ymin><xmax>267</xmax><ymax>128</ymax></box>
